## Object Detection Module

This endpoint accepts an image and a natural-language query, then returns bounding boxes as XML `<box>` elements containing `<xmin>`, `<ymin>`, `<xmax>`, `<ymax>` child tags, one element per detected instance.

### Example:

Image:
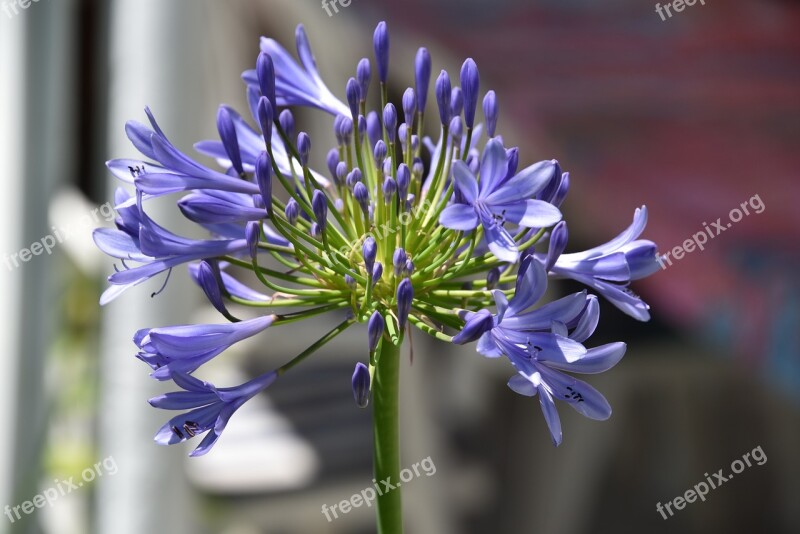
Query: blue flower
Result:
<box><xmin>242</xmin><ymin>24</ymin><xmax>349</xmax><ymax>117</ymax></box>
<box><xmin>439</xmin><ymin>138</ymin><xmax>562</xmax><ymax>262</ymax></box>
<box><xmin>109</xmin><ymin>108</ymin><xmax>261</xmax><ymax>199</ymax></box>
<box><xmin>93</xmin><ymin>190</ymin><xmax>251</xmax><ymax>304</ymax></box>
<box><xmin>135</xmin><ymin>315</ymin><xmax>276</xmax><ymax>380</ymax></box>
<box><xmin>460</xmin><ymin>259</ymin><xmax>626</xmax><ymax>446</ymax></box>
<box><xmin>150</xmin><ymin>370</ymin><xmax>277</xmax><ymax>456</ymax></box>
<box><xmin>544</xmin><ymin>206</ymin><xmax>661</xmax><ymax>321</ymax></box>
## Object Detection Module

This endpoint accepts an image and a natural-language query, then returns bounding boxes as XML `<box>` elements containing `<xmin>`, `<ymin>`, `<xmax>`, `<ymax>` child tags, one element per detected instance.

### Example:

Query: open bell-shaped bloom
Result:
<box><xmin>439</xmin><ymin>138</ymin><xmax>562</xmax><ymax>262</ymax></box>
<box><xmin>458</xmin><ymin>258</ymin><xmax>626</xmax><ymax>446</ymax></box>
<box><xmin>151</xmin><ymin>369</ymin><xmax>277</xmax><ymax>456</ymax></box>
<box><xmin>543</xmin><ymin>206</ymin><xmax>661</xmax><ymax>321</ymax></box>
<box><xmin>135</xmin><ymin>315</ymin><xmax>276</xmax><ymax>380</ymax></box>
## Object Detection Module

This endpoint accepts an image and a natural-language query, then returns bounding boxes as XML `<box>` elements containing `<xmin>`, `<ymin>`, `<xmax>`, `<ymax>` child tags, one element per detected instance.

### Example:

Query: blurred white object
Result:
<box><xmin>49</xmin><ymin>187</ymin><xmax>116</xmax><ymax>275</ymax></box>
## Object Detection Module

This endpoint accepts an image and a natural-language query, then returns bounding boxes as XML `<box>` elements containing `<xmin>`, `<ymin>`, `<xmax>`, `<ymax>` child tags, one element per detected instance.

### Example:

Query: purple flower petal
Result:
<box><xmin>483</xmin><ymin>222</ymin><xmax>519</xmax><ymax>263</ymax></box>
<box><xmin>439</xmin><ymin>203</ymin><xmax>479</xmax><ymax>231</ymax></box>
<box><xmin>476</xmin><ymin>138</ymin><xmax>508</xmax><ymax>197</ymax></box>
<box><xmin>537</xmin><ymin>385</ymin><xmax>562</xmax><ymax>446</ymax></box>
<box><xmin>451</xmin><ymin>161</ymin><xmax>479</xmax><ymax>204</ymax></box>
<box><xmin>508</xmin><ymin>375</ymin><xmax>537</xmax><ymax>396</ymax></box>
<box><xmin>507</xmin><ymin>257</ymin><xmax>547</xmax><ymax>316</ymax></box>
<box><xmin>484</xmin><ymin>159</ymin><xmax>556</xmax><ymax>205</ymax></box>
<box><xmin>495</xmin><ymin>199</ymin><xmax>562</xmax><ymax>229</ymax></box>
<box><xmin>540</xmin><ymin>342</ymin><xmax>626</xmax><ymax>375</ymax></box>
<box><xmin>536</xmin><ymin>364</ymin><xmax>612</xmax><ymax>420</ymax></box>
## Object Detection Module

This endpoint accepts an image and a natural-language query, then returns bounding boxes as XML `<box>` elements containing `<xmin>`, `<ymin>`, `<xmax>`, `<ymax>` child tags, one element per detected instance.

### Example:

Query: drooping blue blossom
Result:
<box><xmin>136</xmin><ymin>315</ymin><xmax>275</xmax><ymax>381</ymax></box>
<box><xmin>93</xmin><ymin>191</ymin><xmax>250</xmax><ymax>304</ymax></box>
<box><xmin>543</xmin><ymin>206</ymin><xmax>661</xmax><ymax>321</ymax></box>
<box><xmin>460</xmin><ymin>258</ymin><xmax>626</xmax><ymax>446</ymax></box>
<box><xmin>151</xmin><ymin>369</ymin><xmax>277</xmax><ymax>456</ymax></box>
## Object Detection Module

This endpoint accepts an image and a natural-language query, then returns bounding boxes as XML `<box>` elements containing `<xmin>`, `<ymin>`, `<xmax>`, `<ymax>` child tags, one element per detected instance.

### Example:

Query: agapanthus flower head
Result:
<box><xmin>96</xmin><ymin>20</ymin><xmax>660</xmax><ymax>456</ymax></box>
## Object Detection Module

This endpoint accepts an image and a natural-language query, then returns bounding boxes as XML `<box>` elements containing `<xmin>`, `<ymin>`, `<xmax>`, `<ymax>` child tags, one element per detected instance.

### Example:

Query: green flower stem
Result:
<box><xmin>408</xmin><ymin>314</ymin><xmax>453</xmax><ymax>343</ymax></box>
<box><xmin>229</xmin><ymin>295</ymin><xmax>343</xmax><ymax>308</ymax></box>
<box><xmin>413</xmin><ymin>126</ymin><xmax>449</xmax><ymax>231</ymax></box>
<box><xmin>461</xmin><ymin>127</ymin><xmax>473</xmax><ymax>161</ymax></box>
<box><xmin>372</xmin><ymin>339</ymin><xmax>404</xmax><ymax>534</ymax></box>
<box><xmin>429</xmin><ymin>288</ymin><xmax>512</xmax><ymax>299</ymax></box>
<box><xmin>221</xmin><ymin>256</ymin><xmax>331</xmax><ymax>289</ymax></box>
<box><xmin>413</xmin><ymin>231</ymin><xmax>462</xmax><ymax>279</ymax></box>
<box><xmin>277</xmin><ymin>318</ymin><xmax>353</xmax><ymax>375</ymax></box>
<box><xmin>274</xmin><ymin>302</ymin><xmax>350</xmax><ymax>324</ymax></box>
<box><xmin>410</xmin><ymin>301</ymin><xmax>461</xmax><ymax>323</ymax></box>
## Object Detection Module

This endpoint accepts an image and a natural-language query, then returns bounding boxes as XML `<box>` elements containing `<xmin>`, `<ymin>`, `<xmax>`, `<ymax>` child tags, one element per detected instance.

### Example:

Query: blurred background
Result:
<box><xmin>1</xmin><ymin>0</ymin><xmax>798</xmax><ymax>533</ymax></box>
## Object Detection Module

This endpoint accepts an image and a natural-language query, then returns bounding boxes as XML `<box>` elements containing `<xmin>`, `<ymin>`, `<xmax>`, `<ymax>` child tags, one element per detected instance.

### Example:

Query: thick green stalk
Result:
<box><xmin>372</xmin><ymin>340</ymin><xmax>403</xmax><ymax>534</ymax></box>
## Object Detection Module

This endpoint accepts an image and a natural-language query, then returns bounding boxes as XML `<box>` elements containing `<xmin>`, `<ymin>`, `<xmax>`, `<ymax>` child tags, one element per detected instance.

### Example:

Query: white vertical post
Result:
<box><xmin>0</xmin><ymin>9</ymin><xmax>27</xmax><ymax>520</ymax></box>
